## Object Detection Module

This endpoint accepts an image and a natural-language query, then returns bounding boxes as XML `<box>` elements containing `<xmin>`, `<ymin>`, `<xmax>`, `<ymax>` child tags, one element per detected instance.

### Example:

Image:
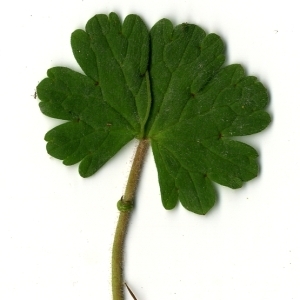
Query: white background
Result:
<box><xmin>0</xmin><ymin>0</ymin><xmax>298</xmax><ymax>299</ymax></box>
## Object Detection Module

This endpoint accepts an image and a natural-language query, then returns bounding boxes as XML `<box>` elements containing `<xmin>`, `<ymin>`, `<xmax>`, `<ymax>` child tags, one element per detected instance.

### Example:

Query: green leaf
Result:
<box><xmin>37</xmin><ymin>13</ymin><xmax>270</xmax><ymax>214</ymax></box>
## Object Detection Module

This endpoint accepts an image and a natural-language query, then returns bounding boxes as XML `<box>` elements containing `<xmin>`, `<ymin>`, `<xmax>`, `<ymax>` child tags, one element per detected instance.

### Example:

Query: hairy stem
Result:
<box><xmin>112</xmin><ymin>139</ymin><xmax>149</xmax><ymax>300</ymax></box>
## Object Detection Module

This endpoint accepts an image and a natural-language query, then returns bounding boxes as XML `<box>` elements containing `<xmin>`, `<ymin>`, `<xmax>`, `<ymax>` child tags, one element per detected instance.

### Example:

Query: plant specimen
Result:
<box><xmin>36</xmin><ymin>12</ymin><xmax>271</xmax><ymax>299</ymax></box>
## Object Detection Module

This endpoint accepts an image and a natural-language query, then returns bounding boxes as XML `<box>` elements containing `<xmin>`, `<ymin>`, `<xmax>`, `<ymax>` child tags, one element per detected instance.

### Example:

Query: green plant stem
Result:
<box><xmin>112</xmin><ymin>139</ymin><xmax>149</xmax><ymax>300</ymax></box>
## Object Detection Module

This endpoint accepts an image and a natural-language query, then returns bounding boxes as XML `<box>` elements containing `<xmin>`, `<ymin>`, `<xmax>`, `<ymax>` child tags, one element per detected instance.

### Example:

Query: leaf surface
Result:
<box><xmin>37</xmin><ymin>13</ymin><xmax>271</xmax><ymax>214</ymax></box>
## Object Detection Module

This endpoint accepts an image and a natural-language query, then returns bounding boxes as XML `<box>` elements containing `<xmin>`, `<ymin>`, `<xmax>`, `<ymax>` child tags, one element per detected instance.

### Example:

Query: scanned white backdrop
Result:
<box><xmin>0</xmin><ymin>0</ymin><xmax>298</xmax><ymax>299</ymax></box>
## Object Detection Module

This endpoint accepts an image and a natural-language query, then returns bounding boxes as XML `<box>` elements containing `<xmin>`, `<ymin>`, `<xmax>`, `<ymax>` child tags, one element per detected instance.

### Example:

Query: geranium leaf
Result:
<box><xmin>37</xmin><ymin>13</ymin><xmax>270</xmax><ymax>214</ymax></box>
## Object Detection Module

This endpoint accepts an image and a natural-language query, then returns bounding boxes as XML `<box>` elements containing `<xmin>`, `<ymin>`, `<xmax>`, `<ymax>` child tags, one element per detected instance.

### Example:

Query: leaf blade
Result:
<box><xmin>147</xmin><ymin>23</ymin><xmax>270</xmax><ymax>214</ymax></box>
<box><xmin>37</xmin><ymin>13</ymin><xmax>271</xmax><ymax>214</ymax></box>
<box><xmin>37</xmin><ymin>13</ymin><xmax>152</xmax><ymax>177</ymax></box>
